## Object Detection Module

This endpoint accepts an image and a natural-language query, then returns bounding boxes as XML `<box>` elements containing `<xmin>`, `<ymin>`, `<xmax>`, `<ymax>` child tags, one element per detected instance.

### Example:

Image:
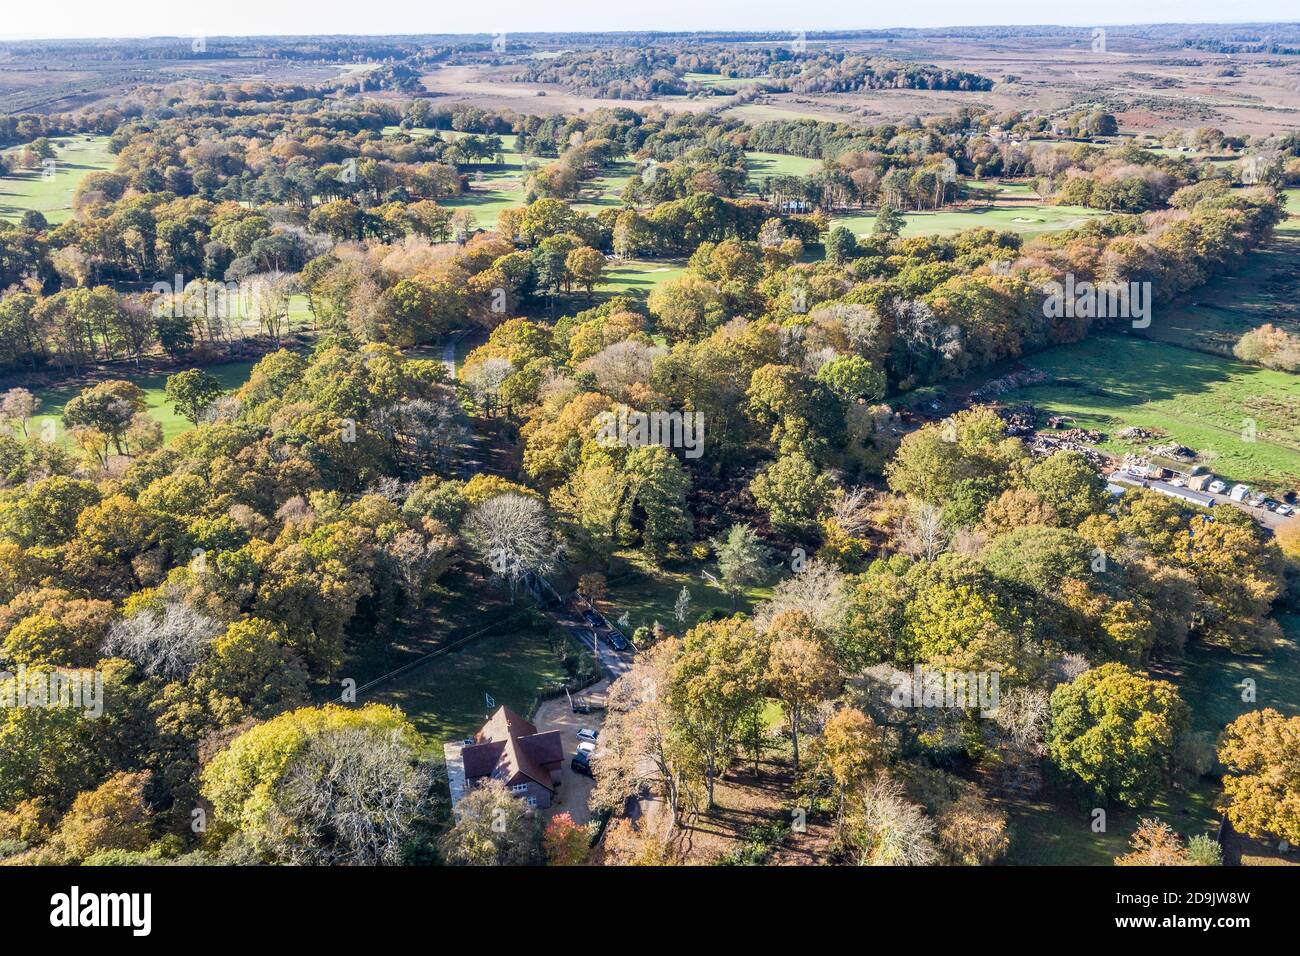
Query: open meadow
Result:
<box><xmin>0</xmin><ymin>134</ymin><xmax>114</xmax><ymax>224</ymax></box>
<box><xmin>997</xmin><ymin>334</ymin><xmax>1300</xmax><ymax>491</ymax></box>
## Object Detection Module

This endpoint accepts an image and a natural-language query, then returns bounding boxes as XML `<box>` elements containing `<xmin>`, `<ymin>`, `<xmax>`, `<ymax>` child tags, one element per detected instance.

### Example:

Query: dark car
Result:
<box><xmin>583</xmin><ymin>610</ymin><xmax>602</xmax><ymax>627</ymax></box>
<box><xmin>607</xmin><ymin>631</ymin><xmax>630</xmax><ymax>652</ymax></box>
<box><xmin>571</xmin><ymin>751</ymin><xmax>593</xmax><ymax>776</ymax></box>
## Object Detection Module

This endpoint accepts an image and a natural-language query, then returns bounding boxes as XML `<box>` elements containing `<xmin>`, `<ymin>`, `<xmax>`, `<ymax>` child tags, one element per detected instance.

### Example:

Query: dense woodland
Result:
<box><xmin>1</xmin><ymin>52</ymin><xmax>1298</xmax><ymax>869</ymax></box>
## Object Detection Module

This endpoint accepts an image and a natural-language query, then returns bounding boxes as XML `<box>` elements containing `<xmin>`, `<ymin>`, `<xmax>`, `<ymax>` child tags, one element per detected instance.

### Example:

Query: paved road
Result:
<box><xmin>549</xmin><ymin>600</ymin><xmax>636</xmax><ymax>681</ymax></box>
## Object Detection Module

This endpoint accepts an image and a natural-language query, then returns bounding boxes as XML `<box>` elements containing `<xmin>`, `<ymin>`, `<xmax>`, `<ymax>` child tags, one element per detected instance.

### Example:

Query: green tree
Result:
<box><xmin>823</xmin><ymin>225</ymin><xmax>858</xmax><ymax>265</ymax></box>
<box><xmin>164</xmin><ymin>368</ymin><xmax>223</xmax><ymax>425</ymax></box>
<box><xmin>816</xmin><ymin>355</ymin><xmax>886</xmax><ymax>403</ymax></box>
<box><xmin>1047</xmin><ymin>663</ymin><xmax>1188</xmax><ymax>806</ymax></box>
<box><xmin>668</xmin><ymin>616</ymin><xmax>767</xmax><ymax>808</ymax></box>
<box><xmin>873</xmin><ymin>203</ymin><xmax>906</xmax><ymax>238</ymax></box>
<box><xmin>710</xmin><ymin>524</ymin><xmax>769</xmax><ymax>610</ymax></box>
<box><xmin>750</xmin><ymin>452</ymin><xmax>837</xmax><ymax>536</ymax></box>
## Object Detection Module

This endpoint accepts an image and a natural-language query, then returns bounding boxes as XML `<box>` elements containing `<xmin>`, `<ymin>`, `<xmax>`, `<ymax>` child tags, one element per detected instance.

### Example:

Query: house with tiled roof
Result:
<box><xmin>461</xmin><ymin>706</ymin><xmax>565</xmax><ymax>809</ymax></box>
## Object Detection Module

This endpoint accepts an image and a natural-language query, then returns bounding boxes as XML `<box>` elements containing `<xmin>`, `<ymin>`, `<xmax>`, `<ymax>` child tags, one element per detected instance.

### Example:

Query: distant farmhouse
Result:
<box><xmin>461</xmin><ymin>706</ymin><xmax>564</xmax><ymax>809</ymax></box>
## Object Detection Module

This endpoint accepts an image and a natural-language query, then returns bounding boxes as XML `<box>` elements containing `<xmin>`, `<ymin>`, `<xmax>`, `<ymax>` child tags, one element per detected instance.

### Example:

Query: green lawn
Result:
<box><xmin>1160</xmin><ymin>614</ymin><xmax>1300</xmax><ymax>736</ymax></box>
<box><xmin>746</xmin><ymin>151</ymin><xmax>822</xmax><ymax>187</ymax></box>
<box><xmin>572</xmin><ymin>160</ymin><xmax>636</xmax><ymax>214</ymax></box>
<box><xmin>996</xmin><ymin>334</ymin><xmax>1300</xmax><ymax>491</ymax></box>
<box><xmin>601</xmin><ymin>257</ymin><xmax>687</xmax><ymax>297</ymax></box>
<box><xmin>1001</xmin><ymin>777</ymin><xmax>1221</xmax><ymax>866</ymax></box>
<box><xmin>0</xmin><ymin>135</ymin><xmax>115</xmax><ymax>224</ymax></box>
<box><xmin>597</xmin><ymin>550</ymin><xmax>774</xmax><ymax>635</ymax></box>
<box><xmin>685</xmin><ymin>72</ymin><xmax>764</xmax><ymax>90</ymax></box>
<box><xmin>367</xmin><ymin>613</ymin><xmax>590</xmax><ymax>749</ymax></box>
<box><xmin>26</xmin><ymin>359</ymin><xmax>257</xmax><ymax>447</ymax></box>
<box><xmin>396</xmin><ymin>129</ymin><xmax>631</xmax><ymax>231</ymax></box>
<box><xmin>831</xmin><ymin>202</ymin><xmax>1106</xmax><ymax>240</ymax></box>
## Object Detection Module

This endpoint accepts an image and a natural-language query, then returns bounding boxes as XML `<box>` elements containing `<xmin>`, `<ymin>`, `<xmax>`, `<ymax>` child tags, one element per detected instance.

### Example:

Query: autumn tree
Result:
<box><xmin>440</xmin><ymin>780</ymin><xmax>543</xmax><ymax>866</ymax></box>
<box><xmin>1217</xmin><ymin>708</ymin><xmax>1300</xmax><ymax>846</ymax></box>
<box><xmin>765</xmin><ymin>610</ymin><xmax>840</xmax><ymax>769</ymax></box>
<box><xmin>543</xmin><ymin>812</ymin><xmax>589</xmax><ymax>866</ymax></box>
<box><xmin>668</xmin><ymin>616</ymin><xmax>767</xmax><ymax>808</ymax></box>
<box><xmin>811</xmin><ymin>707</ymin><xmax>886</xmax><ymax>827</ymax></box>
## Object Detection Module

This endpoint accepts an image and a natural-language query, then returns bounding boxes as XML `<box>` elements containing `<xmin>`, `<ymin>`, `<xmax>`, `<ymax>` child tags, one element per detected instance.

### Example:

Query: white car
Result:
<box><xmin>576</xmin><ymin>728</ymin><xmax>599</xmax><ymax>743</ymax></box>
<box><xmin>1208</xmin><ymin>480</ymin><xmax>1226</xmax><ymax>494</ymax></box>
<box><xmin>1277</xmin><ymin>504</ymin><xmax>1295</xmax><ymax>517</ymax></box>
<box><xmin>576</xmin><ymin>741</ymin><xmax>596</xmax><ymax>756</ymax></box>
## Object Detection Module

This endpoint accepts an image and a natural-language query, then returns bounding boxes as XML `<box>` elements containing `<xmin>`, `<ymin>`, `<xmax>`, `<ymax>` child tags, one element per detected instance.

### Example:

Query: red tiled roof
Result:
<box><xmin>462</xmin><ymin>706</ymin><xmax>564</xmax><ymax>792</ymax></box>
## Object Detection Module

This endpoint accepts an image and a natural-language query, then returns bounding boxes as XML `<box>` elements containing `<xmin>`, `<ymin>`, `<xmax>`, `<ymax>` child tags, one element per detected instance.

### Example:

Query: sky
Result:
<box><xmin>0</xmin><ymin>1</ymin><xmax>1297</xmax><ymax>42</ymax></box>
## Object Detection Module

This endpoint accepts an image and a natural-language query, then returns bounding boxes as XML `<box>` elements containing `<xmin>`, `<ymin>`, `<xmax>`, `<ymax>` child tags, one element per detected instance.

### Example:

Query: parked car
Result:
<box><xmin>577</xmin><ymin>728</ymin><xmax>599</xmax><ymax>743</ymax></box>
<box><xmin>576</xmin><ymin>741</ymin><xmax>596</xmax><ymax>757</ymax></box>
<box><xmin>1264</xmin><ymin>499</ymin><xmax>1281</xmax><ymax>512</ymax></box>
<box><xmin>1208</xmin><ymin>480</ymin><xmax>1227</xmax><ymax>494</ymax></box>
<box><xmin>571</xmin><ymin>751</ymin><xmax>593</xmax><ymax>776</ymax></box>
<box><xmin>608</xmin><ymin>632</ymin><xmax>630</xmax><ymax>651</ymax></box>
<box><xmin>583</xmin><ymin>610</ymin><xmax>602</xmax><ymax>627</ymax></box>
<box><xmin>1277</xmin><ymin>504</ymin><xmax>1295</xmax><ymax>516</ymax></box>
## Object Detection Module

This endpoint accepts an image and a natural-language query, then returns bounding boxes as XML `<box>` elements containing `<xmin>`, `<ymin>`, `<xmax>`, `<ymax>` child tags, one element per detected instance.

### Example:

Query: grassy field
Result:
<box><xmin>1001</xmin><ymin>777</ymin><xmax>1221</xmax><ymax>865</ymax></box>
<box><xmin>572</xmin><ymin>160</ymin><xmax>635</xmax><ymax>214</ymax></box>
<box><xmin>724</xmin><ymin>103</ymin><xmax>841</xmax><ymax>124</ymax></box>
<box><xmin>0</xmin><ymin>135</ymin><xmax>115</xmax><ymax>224</ymax></box>
<box><xmin>601</xmin><ymin>257</ymin><xmax>687</xmax><ymax>296</ymax></box>
<box><xmin>367</xmin><ymin>613</ymin><xmax>589</xmax><ymax>750</ymax></box>
<box><xmin>997</xmin><ymin>334</ymin><xmax>1300</xmax><ymax>490</ymax></box>
<box><xmin>746</xmin><ymin>151</ymin><xmax>822</xmax><ymax>187</ymax></box>
<box><xmin>596</xmin><ymin>550</ymin><xmax>775</xmax><ymax>635</ymax></box>
<box><xmin>831</xmin><ymin>201</ymin><xmax>1106</xmax><ymax>240</ymax></box>
<box><xmin>684</xmin><ymin>72</ymin><xmax>764</xmax><ymax>91</ymax></box>
<box><xmin>27</xmin><ymin>359</ymin><xmax>256</xmax><ymax>446</ymax></box>
<box><xmin>1143</xmin><ymin>188</ymin><xmax>1300</xmax><ymax>356</ymax></box>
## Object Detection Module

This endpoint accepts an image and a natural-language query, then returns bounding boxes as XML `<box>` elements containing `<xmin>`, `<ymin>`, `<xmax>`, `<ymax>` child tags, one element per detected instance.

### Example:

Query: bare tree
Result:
<box><xmin>591</xmin><ymin>642</ymin><xmax>689</xmax><ymax>825</ymax></box>
<box><xmin>246</xmin><ymin>271</ymin><xmax>298</xmax><ymax>344</ymax></box>
<box><xmin>580</xmin><ymin>340</ymin><xmax>665</xmax><ymax>401</ymax></box>
<box><xmin>829</xmin><ymin>486</ymin><xmax>874</xmax><ymax>538</ymax></box>
<box><xmin>463</xmin><ymin>358</ymin><xmax>513</xmax><ymax>415</ymax></box>
<box><xmin>378</xmin><ymin>396</ymin><xmax>468</xmax><ymax>473</ymax></box>
<box><xmin>844</xmin><ymin>774</ymin><xmax>939</xmax><ymax>866</ymax></box>
<box><xmin>898</xmin><ymin>500</ymin><xmax>949</xmax><ymax>561</ymax></box>
<box><xmin>265</xmin><ymin>726</ymin><xmax>431</xmax><ymax>865</ymax></box>
<box><xmin>385</xmin><ymin>528</ymin><xmax>455</xmax><ymax>599</ymax></box>
<box><xmin>102</xmin><ymin>601</ymin><xmax>223</xmax><ymax>679</ymax></box>
<box><xmin>754</xmin><ymin>558</ymin><xmax>848</xmax><ymax>636</ymax></box>
<box><xmin>0</xmin><ymin>388</ymin><xmax>39</xmax><ymax>436</ymax></box>
<box><xmin>464</xmin><ymin>493</ymin><xmax>557</xmax><ymax>600</ymax></box>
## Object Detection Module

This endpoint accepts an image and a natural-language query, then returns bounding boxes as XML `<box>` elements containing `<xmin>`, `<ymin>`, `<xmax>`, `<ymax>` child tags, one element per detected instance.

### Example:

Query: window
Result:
<box><xmin>511</xmin><ymin>783</ymin><xmax>528</xmax><ymax>794</ymax></box>
<box><xmin>526</xmin><ymin>797</ymin><xmax>538</xmax><ymax>808</ymax></box>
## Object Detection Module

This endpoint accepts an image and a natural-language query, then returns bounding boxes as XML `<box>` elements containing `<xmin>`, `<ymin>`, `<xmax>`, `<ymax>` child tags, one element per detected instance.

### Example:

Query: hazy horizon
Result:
<box><xmin>1</xmin><ymin>2</ymin><xmax>1298</xmax><ymax>43</ymax></box>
